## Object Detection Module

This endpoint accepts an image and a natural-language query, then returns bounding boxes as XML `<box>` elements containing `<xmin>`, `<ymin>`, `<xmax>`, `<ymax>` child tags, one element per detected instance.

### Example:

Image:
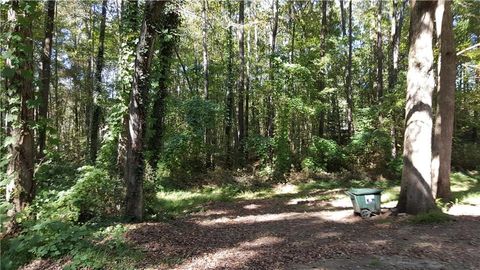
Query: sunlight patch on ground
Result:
<box><xmin>447</xmin><ymin>205</ymin><xmax>480</xmax><ymax>216</ymax></box>
<box><xmin>329</xmin><ymin>195</ymin><xmax>352</xmax><ymax>208</ymax></box>
<box><xmin>273</xmin><ymin>183</ymin><xmax>299</xmax><ymax>195</ymax></box>
<box><xmin>196</xmin><ymin>212</ymin><xmax>310</xmax><ymax>226</ymax></box>
<box><xmin>173</xmin><ymin>236</ymin><xmax>283</xmax><ymax>270</ymax></box>
<box><xmin>243</xmin><ymin>203</ymin><xmax>261</xmax><ymax>210</ymax></box>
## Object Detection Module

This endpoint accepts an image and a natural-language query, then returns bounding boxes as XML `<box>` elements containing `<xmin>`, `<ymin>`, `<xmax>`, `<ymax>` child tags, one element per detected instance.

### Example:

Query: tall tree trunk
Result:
<box><xmin>202</xmin><ymin>0</ymin><xmax>214</xmax><ymax>169</ymax></box>
<box><xmin>225</xmin><ymin>0</ymin><xmax>234</xmax><ymax>168</ymax></box>
<box><xmin>147</xmin><ymin>5</ymin><xmax>180</xmax><ymax>168</ymax></box>
<box><xmin>245</xmin><ymin>0</ymin><xmax>251</xmax><ymax>163</ymax></box>
<box><xmin>38</xmin><ymin>0</ymin><xmax>55</xmax><ymax>160</ymax></box>
<box><xmin>339</xmin><ymin>0</ymin><xmax>346</xmax><ymax>36</ymax></box>
<box><xmin>376</xmin><ymin>0</ymin><xmax>384</xmax><ymax>101</ymax></box>
<box><xmin>397</xmin><ymin>0</ymin><xmax>437</xmax><ymax>215</ymax></box>
<box><xmin>432</xmin><ymin>0</ymin><xmax>455</xmax><ymax>200</ymax></box>
<box><xmin>88</xmin><ymin>0</ymin><xmax>107</xmax><ymax>164</ymax></box>
<box><xmin>117</xmin><ymin>0</ymin><xmax>138</xmax><ymax>176</ymax></box>
<box><xmin>345</xmin><ymin>0</ymin><xmax>354</xmax><ymax>136</ymax></box>
<box><xmin>237</xmin><ymin>0</ymin><xmax>246</xmax><ymax>164</ymax></box>
<box><xmin>124</xmin><ymin>0</ymin><xmax>166</xmax><ymax>221</ymax></box>
<box><xmin>388</xmin><ymin>0</ymin><xmax>407</xmax><ymax>159</ymax></box>
<box><xmin>5</xmin><ymin>0</ymin><xmax>36</xmax><ymax>217</ymax></box>
<box><xmin>267</xmin><ymin>0</ymin><xmax>279</xmax><ymax>139</ymax></box>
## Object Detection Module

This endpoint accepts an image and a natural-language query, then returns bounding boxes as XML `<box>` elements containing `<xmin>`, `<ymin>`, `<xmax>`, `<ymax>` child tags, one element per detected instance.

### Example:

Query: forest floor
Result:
<box><xmin>22</xmin><ymin>172</ymin><xmax>480</xmax><ymax>270</ymax></box>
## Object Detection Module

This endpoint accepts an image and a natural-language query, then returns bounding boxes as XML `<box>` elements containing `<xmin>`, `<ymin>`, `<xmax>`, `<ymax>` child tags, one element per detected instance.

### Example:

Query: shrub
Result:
<box><xmin>303</xmin><ymin>137</ymin><xmax>346</xmax><ymax>172</ymax></box>
<box><xmin>34</xmin><ymin>166</ymin><xmax>123</xmax><ymax>222</ymax></box>
<box><xmin>346</xmin><ymin>129</ymin><xmax>392</xmax><ymax>175</ymax></box>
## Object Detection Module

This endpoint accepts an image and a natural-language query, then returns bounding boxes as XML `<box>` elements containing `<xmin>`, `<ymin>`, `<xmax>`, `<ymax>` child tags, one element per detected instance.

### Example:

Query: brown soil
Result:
<box><xmin>126</xmin><ymin>195</ymin><xmax>480</xmax><ymax>270</ymax></box>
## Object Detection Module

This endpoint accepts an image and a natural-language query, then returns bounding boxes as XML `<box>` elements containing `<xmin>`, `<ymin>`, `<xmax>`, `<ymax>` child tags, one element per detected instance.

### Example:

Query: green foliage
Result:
<box><xmin>33</xmin><ymin>166</ymin><xmax>122</xmax><ymax>222</ymax></box>
<box><xmin>452</xmin><ymin>142</ymin><xmax>480</xmax><ymax>170</ymax></box>
<box><xmin>303</xmin><ymin>137</ymin><xmax>346</xmax><ymax>172</ymax></box>
<box><xmin>347</xmin><ymin>129</ymin><xmax>393</xmax><ymax>175</ymax></box>
<box><xmin>1</xmin><ymin>222</ymin><xmax>139</xmax><ymax>270</ymax></box>
<box><xmin>409</xmin><ymin>210</ymin><xmax>451</xmax><ymax>224</ymax></box>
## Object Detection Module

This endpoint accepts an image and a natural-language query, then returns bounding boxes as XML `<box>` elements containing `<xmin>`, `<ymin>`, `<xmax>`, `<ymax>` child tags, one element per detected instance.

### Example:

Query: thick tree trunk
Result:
<box><xmin>125</xmin><ymin>0</ymin><xmax>166</xmax><ymax>221</ymax></box>
<box><xmin>432</xmin><ymin>0</ymin><xmax>455</xmax><ymax>200</ymax></box>
<box><xmin>5</xmin><ymin>1</ymin><xmax>36</xmax><ymax>216</ymax></box>
<box><xmin>148</xmin><ymin>5</ymin><xmax>179</xmax><ymax>169</ymax></box>
<box><xmin>89</xmin><ymin>0</ymin><xmax>107</xmax><ymax>164</ymax></box>
<box><xmin>38</xmin><ymin>0</ymin><xmax>55</xmax><ymax>160</ymax></box>
<box><xmin>397</xmin><ymin>0</ymin><xmax>437</xmax><ymax>215</ymax></box>
<box><xmin>237</xmin><ymin>0</ymin><xmax>246</xmax><ymax>164</ymax></box>
<box><xmin>345</xmin><ymin>0</ymin><xmax>354</xmax><ymax>136</ymax></box>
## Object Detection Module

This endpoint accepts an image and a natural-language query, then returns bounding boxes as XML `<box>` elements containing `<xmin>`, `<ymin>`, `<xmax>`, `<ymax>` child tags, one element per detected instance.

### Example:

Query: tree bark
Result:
<box><xmin>5</xmin><ymin>0</ymin><xmax>36</xmax><ymax>216</ymax></box>
<box><xmin>38</xmin><ymin>0</ymin><xmax>55</xmax><ymax>160</ymax></box>
<box><xmin>432</xmin><ymin>0</ymin><xmax>455</xmax><ymax>200</ymax></box>
<box><xmin>397</xmin><ymin>0</ymin><xmax>437</xmax><ymax>215</ymax></box>
<box><xmin>124</xmin><ymin>0</ymin><xmax>166</xmax><ymax>221</ymax></box>
<box><xmin>88</xmin><ymin>0</ymin><xmax>107</xmax><ymax>164</ymax></box>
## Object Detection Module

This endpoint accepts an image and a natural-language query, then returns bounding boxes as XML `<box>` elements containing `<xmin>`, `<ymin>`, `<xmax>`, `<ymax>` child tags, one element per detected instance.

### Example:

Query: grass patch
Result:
<box><xmin>451</xmin><ymin>171</ymin><xmax>480</xmax><ymax>205</ymax></box>
<box><xmin>409</xmin><ymin>210</ymin><xmax>452</xmax><ymax>224</ymax></box>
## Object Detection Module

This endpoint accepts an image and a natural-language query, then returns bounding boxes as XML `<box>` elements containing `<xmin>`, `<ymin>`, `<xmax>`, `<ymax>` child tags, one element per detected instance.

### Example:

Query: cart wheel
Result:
<box><xmin>360</xmin><ymin>209</ymin><xmax>371</xmax><ymax>219</ymax></box>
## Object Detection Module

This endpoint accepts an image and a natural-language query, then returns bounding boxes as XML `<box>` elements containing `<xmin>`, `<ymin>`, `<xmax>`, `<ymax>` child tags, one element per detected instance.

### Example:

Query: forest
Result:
<box><xmin>1</xmin><ymin>0</ymin><xmax>479</xmax><ymax>269</ymax></box>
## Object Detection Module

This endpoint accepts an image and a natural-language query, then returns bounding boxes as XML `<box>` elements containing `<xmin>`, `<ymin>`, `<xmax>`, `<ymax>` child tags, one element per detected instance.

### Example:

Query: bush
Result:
<box><xmin>346</xmin><ymin>129</ymin><xmax>392</xmax><ymax>175</ymax></box>
<box><xmin>452</xmin><ymin>142</ymin><xmax>480</xmax><ymax>170</ymax></box>
<box><xmin>302</xmin><ymin>137</ymin><xmax>345</xmax><ymax>172</ymax></box>
<box><xmin>33</xmin><ymin>166</ymin><xmax>123</xmax><ymax>222</ymax></box>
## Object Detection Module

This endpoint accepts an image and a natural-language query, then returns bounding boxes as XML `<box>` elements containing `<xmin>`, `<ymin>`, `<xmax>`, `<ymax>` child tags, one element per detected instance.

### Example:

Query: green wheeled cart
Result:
<box><xmin>345</xmin><ymin>188</ymin><xmax>382</xmax><ymax>218</ymax></box>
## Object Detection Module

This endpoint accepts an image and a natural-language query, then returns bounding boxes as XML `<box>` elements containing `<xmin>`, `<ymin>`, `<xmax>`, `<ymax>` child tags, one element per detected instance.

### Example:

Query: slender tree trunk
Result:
<box><xmin>201</xmin><ymin>0</ymin><xmax>214</xmax><ymax>169</ymax></box>
<box><xmin>340</xmin><ymin>0</ymin><xmax>346</xmax><ymax>36</ymax></box>
<box><xmin>225</xmin><ymin>0</ymin><xmax>234</xmax><ymax>168</ymax></box>
<box><xmin>237</xmin><ymin>0</ymin><xmax>246</xmax><ymax>164</ymax></box>
<box><xmin>89</xmin><ymin>0</ymin><xmax>107</xmax><ymax>164</ymax></box>
<box><xmin>388</xmin><ymin>0</ymin><xmax>407</xmax><ymax>159</ymax></box>
<box><xmin>376</xmin><ymin>0</ymin><xmax>384</xmax><ymax>101</ymax></box>
<box><xmin>267</xmin><ymin>0</ymin><xmax>279</xmax><ymax>139</ymax></box>
<box><xmin>432</xmin><ymin>0</ymin><xmax>455</xmax><ymax>200</ymax></box>
<box><xmin>124</xmin><ymin>0</ymin><xmax>166</xmax><ymax>221</ymax></box>
<box><xmin>38</xmin><ymin>0</ymin><xmax>55</xmax><ymax>160</ymax></box>
<box><xmin>5</xmin><ymin>0</ymin><xmax>36</xmax><ymax>217</ymax></box>
<box><xmin>245</xmin><ymin>0</ymin><xmax>251</xmax><ymax>163</ymax></box>
<box><xmin>345</xmin><ymin>0</ymin><xmax>354</xmax><ymax>136</ymax></box>
<box><xmin>397</xmin><ymin>0</ymin><xmax>437</xmax><ymax>215</ymax></box>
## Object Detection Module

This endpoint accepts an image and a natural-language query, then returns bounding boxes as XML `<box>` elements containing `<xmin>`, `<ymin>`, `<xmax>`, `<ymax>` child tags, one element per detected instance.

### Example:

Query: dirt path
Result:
<box><xmin>126</xmin><ymin>193</ymin><xmax>480</xmax><ymax>270</ymax></box>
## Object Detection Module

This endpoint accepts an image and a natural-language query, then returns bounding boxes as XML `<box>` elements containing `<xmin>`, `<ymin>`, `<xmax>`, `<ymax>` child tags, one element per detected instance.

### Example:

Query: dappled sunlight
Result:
<box><xmin>173</xmin><ymin>236</ymin><xmax>283</xmax><ymax>270</ymax></box>
<box><xmin>447</xmin><ymin>205</ymin><xmax>480</xmax><ymax>216</ymax></box>
<box><xmin>243</xmin><ymin>203</ymin><xmax>262</xmax><ymax>210</ymax></box>
<box><xmin>273</xmin><ymin>183</ymin><xmax>299</xmax><ymax>195</ymax></box>
<box><xmin>196</xmin><ymin>212</ymin><xmax>312</xmax><ymax>226</ymax></box>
